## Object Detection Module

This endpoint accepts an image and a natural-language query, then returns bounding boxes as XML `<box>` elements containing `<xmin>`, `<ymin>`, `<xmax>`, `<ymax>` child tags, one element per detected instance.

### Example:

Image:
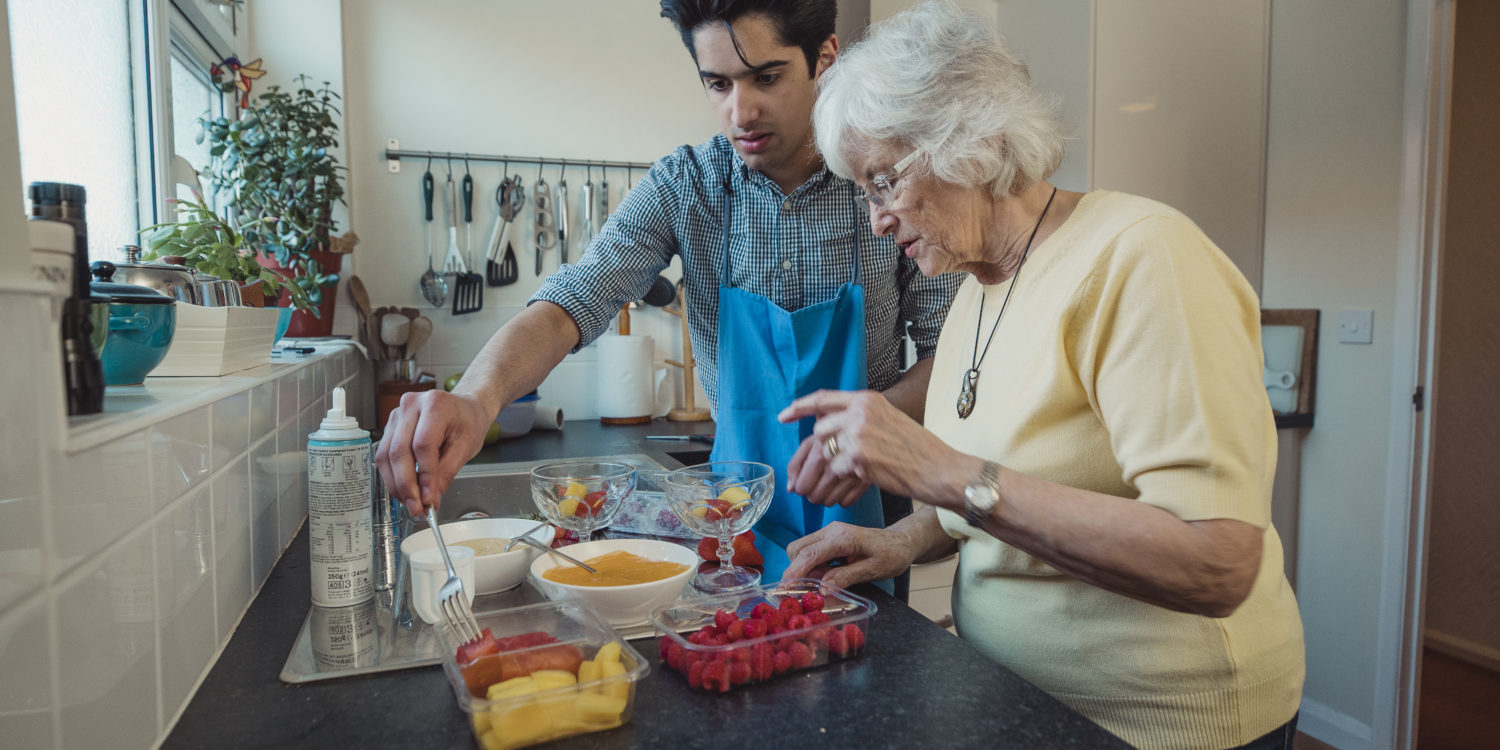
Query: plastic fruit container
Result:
<box><xmin>650</xmin><ymin>578</ymin><xmax>876</xmax><ymax>693</ymax></box>
<box><xmin>438</xmin><ymin>599</ymin><xmax>648</xmax><ymax>750</ymax></box>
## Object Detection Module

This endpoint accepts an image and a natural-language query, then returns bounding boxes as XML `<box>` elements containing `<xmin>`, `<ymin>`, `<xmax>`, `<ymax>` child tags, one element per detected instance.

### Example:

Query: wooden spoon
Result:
<box><xmin>405</xmin><ymin>316</ymin><xmax>433</xmax><ymax>361</ymax></box>
<box><xmin>366</xmin><ymin>309</ymin><xmax>387</xmax><ymax>360</ymax></box>
<box><xmin>348</xmin><ymin>275</ymin><xmax>372</xmax><ymax>323</ymax></box>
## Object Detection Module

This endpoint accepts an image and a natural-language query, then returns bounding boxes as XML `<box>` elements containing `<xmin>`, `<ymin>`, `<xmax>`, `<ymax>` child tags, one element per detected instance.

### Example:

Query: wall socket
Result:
<box><xmin>1338</xmin><ymin>309</ymin><xmax>1374</xmax><ymax>344</ymax></box>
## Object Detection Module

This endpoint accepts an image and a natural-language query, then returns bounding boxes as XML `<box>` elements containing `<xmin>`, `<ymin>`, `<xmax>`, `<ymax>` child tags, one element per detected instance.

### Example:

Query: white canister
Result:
<box><xmin>307</xmin><ymin>386</ymin><xmax>374</xmax><ymax>606</ymax></box>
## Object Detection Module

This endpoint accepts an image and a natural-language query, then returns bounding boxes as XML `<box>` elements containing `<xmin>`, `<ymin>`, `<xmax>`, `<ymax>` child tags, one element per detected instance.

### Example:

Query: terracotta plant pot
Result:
<box><xmin>238</xmin><ymin>279</ymin><xmax>265</xmax><ymax>308</ymax></box>
<box><xmin>258</xmin><ymin>249</ymin><xmax>342</xmax><ymax>338</ymax></box>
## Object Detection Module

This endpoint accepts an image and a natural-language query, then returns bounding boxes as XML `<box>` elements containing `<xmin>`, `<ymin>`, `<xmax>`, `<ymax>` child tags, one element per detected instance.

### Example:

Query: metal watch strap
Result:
<box><xmin>965</xmin><ymin>460</ymin><xmax>1002</xmax><ymax>528</ymax></box>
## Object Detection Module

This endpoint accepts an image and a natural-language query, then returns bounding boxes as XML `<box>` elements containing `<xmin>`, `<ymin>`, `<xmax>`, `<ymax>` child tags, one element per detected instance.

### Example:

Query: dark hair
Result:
<box><xmin>659</xmin><ymin>0</ymin><xmax>837</xmax><ymax>76</ymax></box>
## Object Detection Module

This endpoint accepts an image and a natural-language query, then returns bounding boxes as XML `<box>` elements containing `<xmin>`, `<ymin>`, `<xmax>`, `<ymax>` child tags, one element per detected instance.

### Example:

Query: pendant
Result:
<box><xmin>957</xmin><ymin>368</ymin><xmax>979</xmax><ymax>419</ymax></box>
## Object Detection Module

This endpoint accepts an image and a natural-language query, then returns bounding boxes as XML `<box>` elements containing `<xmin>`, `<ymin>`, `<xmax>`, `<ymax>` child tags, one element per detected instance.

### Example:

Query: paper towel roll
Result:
<box><xmin>533</xmin><ymin>405</ymin><xmax>564</xmax><ymax>431</ymax></box>
<box><xmin>597</xmin><ymin>335</ymin><xmax>656</xmax><ymax>421</ymax></box>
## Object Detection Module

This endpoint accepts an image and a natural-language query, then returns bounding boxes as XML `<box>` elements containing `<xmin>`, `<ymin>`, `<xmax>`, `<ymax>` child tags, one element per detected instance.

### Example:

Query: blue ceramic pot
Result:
<box><xmin>101</xmin><ymin>302</ymin><xmax>176</xmax><ymax>385</ymax></box>
<box><xmin>91</xmin><ymin>261</ymin><xmax>177</xmax><ymax>386</ymax></box>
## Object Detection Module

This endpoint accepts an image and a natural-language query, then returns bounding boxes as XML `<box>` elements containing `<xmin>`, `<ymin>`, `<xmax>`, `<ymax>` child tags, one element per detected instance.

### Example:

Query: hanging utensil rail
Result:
<box><xmin>386</xmin><ymin>148</ymin><xmax>652</xmax><ymax>173</ymax></box>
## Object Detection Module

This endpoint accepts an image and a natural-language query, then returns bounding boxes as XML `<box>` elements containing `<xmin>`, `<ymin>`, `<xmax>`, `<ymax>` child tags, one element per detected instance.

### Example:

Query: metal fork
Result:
<box><xmin>425</xmin><ymin>506</ymin><xmax>483</xmax><ymax>644</ymax></box>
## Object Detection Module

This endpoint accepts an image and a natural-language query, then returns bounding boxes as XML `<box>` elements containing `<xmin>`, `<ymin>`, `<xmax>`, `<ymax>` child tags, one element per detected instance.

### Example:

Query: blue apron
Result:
<box><xmin>707</xmin><ymin>187</ymin><xmax>892</xmax><ymax>593</ymax></box>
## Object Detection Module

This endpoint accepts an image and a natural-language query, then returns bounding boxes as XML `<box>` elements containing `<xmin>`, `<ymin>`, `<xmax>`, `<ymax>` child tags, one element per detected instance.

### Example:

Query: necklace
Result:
<box><xmin>957</xmin><ymin>186</ymin><xmax>1058</xmax><ymax>419</ymax></box>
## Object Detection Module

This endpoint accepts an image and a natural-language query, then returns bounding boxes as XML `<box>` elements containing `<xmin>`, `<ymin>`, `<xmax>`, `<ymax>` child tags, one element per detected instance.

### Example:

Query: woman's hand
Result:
<box><xmin>782</xmin><ymin>521</ymin><xmax>919</xmax><ymax>590</ymax></box>
<box><xmin>375</xmin><ymin>389</ymin><xmax>493</xmax><ymax>518</ymax></box>
<box><xmin>779</xmin><ymin>389</ymin><xmax>957</xmax><ymax>503</ymax></box>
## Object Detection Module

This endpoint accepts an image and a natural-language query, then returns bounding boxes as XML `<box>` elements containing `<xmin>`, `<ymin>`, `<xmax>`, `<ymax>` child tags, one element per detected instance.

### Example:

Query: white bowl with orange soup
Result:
<box><xmin>529</xmin><ymin>538</ymin><xmax>697</xmax><ymax>626</ymax></box>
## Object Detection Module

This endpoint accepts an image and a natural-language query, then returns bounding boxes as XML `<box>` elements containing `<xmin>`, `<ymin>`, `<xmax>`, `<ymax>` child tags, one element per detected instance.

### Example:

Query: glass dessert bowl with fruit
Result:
<box><xmin>530</xmin><ymin>462</ymin><xmax>637</xmax><ymax>542</ymax></box>
<box><xmin>662</xmin><ymin>461</ymin><xmax>774</xmax><ymax>594</ymax></box>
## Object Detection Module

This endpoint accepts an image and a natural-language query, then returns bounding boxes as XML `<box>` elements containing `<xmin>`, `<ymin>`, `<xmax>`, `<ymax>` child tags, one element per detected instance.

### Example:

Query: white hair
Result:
<box><xmin>813</xmin><ymin>1</ymin><xmax>1066</xmax><ymax>196</ymax></box>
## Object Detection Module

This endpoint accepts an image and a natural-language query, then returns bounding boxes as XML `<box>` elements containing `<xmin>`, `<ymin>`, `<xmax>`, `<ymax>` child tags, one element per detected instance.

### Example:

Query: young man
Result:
<box><xmin>376</xmin><ymin>0</ymin><xmax>960</xmax><ymax>588</ymax></box>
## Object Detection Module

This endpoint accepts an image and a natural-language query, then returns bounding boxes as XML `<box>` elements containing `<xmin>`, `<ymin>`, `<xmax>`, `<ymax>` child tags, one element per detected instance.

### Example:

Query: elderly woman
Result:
<box><xmin>778</xmin><ymin>4</ymin><xmax>1305</xmax><ymax>749</ymax></box>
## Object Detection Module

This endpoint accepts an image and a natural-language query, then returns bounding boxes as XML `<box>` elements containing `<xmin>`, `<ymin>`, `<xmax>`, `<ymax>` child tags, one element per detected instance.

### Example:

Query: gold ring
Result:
<box><xmin>823</xmin><ymin>435</ymin><xmax>840</xmax><ymax>459</ymax></box>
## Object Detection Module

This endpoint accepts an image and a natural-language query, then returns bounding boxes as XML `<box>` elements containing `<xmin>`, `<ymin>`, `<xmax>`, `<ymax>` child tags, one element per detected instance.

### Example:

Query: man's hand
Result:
<box><xmin>375</xmin><ymin>389</ymin><xmax>493</xmax><ymax>518</ymax></box>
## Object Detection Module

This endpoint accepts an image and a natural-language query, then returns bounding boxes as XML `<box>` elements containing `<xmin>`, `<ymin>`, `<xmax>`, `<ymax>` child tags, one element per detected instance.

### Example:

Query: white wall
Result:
<box><xmin>1261</xmin><ymin>1</ymin><xmax>1408</xmax><ymax>742</ymax></box>
<box><xmin>336</xmin><ymin>0</ymin><xmax>720</xmax><ymax>418</ymax></box>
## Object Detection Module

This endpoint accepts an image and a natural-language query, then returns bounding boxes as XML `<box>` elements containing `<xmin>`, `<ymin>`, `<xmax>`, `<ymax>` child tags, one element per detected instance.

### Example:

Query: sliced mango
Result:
<box><xmin>564</xmin><ymin>482</ymin><xmax>589</xmax><ymax>498</ymax></box>
<box><xmin>594</xmin><ymin>641</ymin><xmax>622</xmax><ymax>665</ymax></box>
<box><xmin>599</xmin><ymin>659</ymin><xmax>629</xmax><ymax>701</ymax></box>
<box><xmin>471</xmin><ymin>711</ymin><xmax>492</xmax><ymax>735</ymax></box>
<box><xmin>557</xmin><ymin>498</ymin><xmax>580</xmax><ymax>517</ymax></box>
<box><xmin>577</xmin><ymin>658</ymin><xmax>601</xmax><ymax>690</ymax></box>
<box><xmin>718</xmin><ymin>486</ymin><xmax>751</xmax><ymax>503</ymax></box>
<box><xmin>531</xmin><ymin>670</ymin><xmax>578</xmax><ymax>691</ymax></box>
<box><xmin>492</xmin><ymin>705</ymin><xmax>550</xmax><ymax>747</ymax></box>
<box><xmin>487</xmin><ymin>675</ymin><xmax>537</xmax><ymax>701</ymax></box>
<box><xmin>477</xmin><ymin>728</ymin><xmax>506</xmax><ymax>750</ymax></box>
<box><xmin>576</xmin><ymin>692</ymin><xmax>628</xmax><ymax>725</ymax></box>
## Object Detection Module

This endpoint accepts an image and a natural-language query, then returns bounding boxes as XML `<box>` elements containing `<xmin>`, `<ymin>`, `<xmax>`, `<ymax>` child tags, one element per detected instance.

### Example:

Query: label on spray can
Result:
<box><xmin>308</xmin><ymin>438</ymin><xmax>374</xmax><ymax>606</ymax></box>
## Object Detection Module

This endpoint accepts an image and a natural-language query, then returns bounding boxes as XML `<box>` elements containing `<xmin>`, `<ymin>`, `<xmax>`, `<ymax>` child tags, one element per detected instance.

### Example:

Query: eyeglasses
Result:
<box><xmin>856</xmin><ymin>150</ymin><xmax>920</xmax><ymax>209</ymax></box>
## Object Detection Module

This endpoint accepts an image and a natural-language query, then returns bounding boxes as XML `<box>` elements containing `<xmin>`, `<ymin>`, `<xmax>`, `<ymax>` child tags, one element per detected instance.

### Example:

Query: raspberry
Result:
<box><xmin>801</xmin><ymin>591</ymin><xmax>826</xmax><ymax>613</ymax></box>
<box><xmin>704</xmin><ymin>634</ymin><xmax>728</xmax><ymax>647</ymax></box>
<box><xmin>714</xmin><ymin>609</ymin><xmax>736</xmax><ymax>633</ymax></box>
<box><xmin>750</xmin><ymin>603</ymin><xmax>775</xmax><ymax>620</ymax></box>
<box><xmin>667</xmin><ymin>643</ymin><xmax>686</xmax><ymax>671</ymax></box>
<box><xmin>702</xmin><ymin>659</ymin><xmax>729</xmax><ymax>693</ymax></box>
<box><xmin>773</xmin><ymin>650</ymin><xmax>792</xmax><ymax>674</ymax></box>
<box><xmin>752</xmin><ymin>642</ymin><xmax>774</xmax><ymax>681</ymax></box>
<box><xmin>828</xmin><ymin>628</ymin><xmax>850</xmax><ymax>658</ymax></box>
<box><xmin>779</xmin><ymin>597</ymin><xmax>803</xmax><ymax>616</ymax></box>
<box><xmin>786</xmin><ymin>614</ymin><xmax>811</xmax><ymax>631</ymax></box>
<box><xmin>684</xmin><ymin>651</ymin><xmax>703</xmax><ymax>671</ymax></box>
<box><xmin>809</xmin><ymin>627</ymin><xmax>831</xmax><ymax>653</ymax></box>
<box><xmin>727</xmin><ymin>645</ymin><xmax>751</xmax><ymax>663</ymax></box>
<box><xmin>727</xmin><ymin>620</ymin><xmax>746</xmax><ymax>641</ymax></box>
<box><xmin>843</xmin><ymin>624</ymin><xmax>866</xmax><ymax>651</ymax></box>
<box><xmin>789</xmin><ymin>641</ymin><xmax>815</xmax><ymax>669</ymax></box>
<box><xmin>697</xmin><ymin>624</ymin><xmax>719</xmax><ymax>640</ymax></box>
<box><xmin>807</xmin><ymin>611</ymin><xmax>830</xmax><ymax>626</ymax></box>
<box><xmin>688</xmin><ymin>659</ymin><xmax>707</xmax><ymax>689</ymax></box>
<box><xmin>769</xmin><ymin>609</ymin><xmax>788</xmax><ymax>628</ymax></box>
<box><xmin>729</xmin><ymin>659</ymin><xmax>751</xmax><ymax>685</ymax></box>
<box><xmin>743</xmin><ymin>619</ymin><xmax>769</xmax><ymax>640</ymax></box>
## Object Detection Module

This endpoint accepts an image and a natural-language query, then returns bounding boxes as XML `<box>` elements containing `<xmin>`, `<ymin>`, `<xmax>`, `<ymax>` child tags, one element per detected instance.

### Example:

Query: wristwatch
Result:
<box><xmin>963</xmin><ymin>461</ymin><xmax>1002</xmax><ymax>527</ymax></box>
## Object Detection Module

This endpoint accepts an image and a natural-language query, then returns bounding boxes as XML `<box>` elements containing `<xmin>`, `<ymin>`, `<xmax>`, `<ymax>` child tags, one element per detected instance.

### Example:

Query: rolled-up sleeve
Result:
<box><xmin>530</xmin><ymin>157</ymin><xmax>684</xmax><ymax>351</ymax></box>
<box><xmin>899</xmin><ymin>259</ymin><xmax>963</xmax><ymax>360</ymax></box>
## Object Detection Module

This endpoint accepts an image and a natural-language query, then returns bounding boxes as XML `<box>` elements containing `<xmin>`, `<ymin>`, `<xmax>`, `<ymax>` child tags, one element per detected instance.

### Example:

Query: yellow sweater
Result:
<box><xmin>925</xmin><ymin>191</ymin><xmax>1304</xmax><ymax>750</ymax></box>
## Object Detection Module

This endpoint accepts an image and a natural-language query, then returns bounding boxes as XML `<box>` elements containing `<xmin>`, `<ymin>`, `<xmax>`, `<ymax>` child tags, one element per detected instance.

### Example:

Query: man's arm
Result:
<box><xmin>879</xmin><ymin>355</ymin><xmax>933</xmax><ymax>422</ymax></box>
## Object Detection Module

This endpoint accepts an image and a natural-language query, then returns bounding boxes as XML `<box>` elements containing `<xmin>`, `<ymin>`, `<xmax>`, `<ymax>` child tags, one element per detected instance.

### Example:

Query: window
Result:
<box><xmin>6</xmin><ymin>0</ymin><xmax>244</xmax><ymax>262</ymax></box>
<box><xmin>8</xmin><ymin>0</ymin><xmax>141</xmax><ymax>263</ymax></box>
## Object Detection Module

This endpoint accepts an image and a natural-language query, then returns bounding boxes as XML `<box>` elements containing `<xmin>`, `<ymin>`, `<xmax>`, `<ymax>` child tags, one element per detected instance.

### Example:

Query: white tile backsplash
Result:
<box><xmin>152</xmin><ymin>407</ymin><xmax>212</xmax><ymax>511</ymax></box>
<box><xmin>1</xmin><ymin>316</ymin><xmax>365</xmax><ymax>750</ymax></box>
<box><xmin>49</xmin><ymin>429</ymin><xmax>152</xmax><ymax>578</ymax></box>
<box><xmin>0</xmin><ymin>598</ymin><xmax>55</xmax><ymax>749</ymax></box>
<box><xmin>55</xmin><ymin>524</ymin><xmax>159</xmax><ymax>750</ymax></box>
<box><xmin>155</xmin><ymin>486</ymin><xmax>215</xmax><ymax>722</ymax></box>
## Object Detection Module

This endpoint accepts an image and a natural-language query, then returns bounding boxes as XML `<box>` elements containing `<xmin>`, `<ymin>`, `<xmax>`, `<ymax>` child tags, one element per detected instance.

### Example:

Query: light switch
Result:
<box><xmin>1338</xmin><ymin>309</ymin><xmax>1374</xmax><ymax>344</ymax></box>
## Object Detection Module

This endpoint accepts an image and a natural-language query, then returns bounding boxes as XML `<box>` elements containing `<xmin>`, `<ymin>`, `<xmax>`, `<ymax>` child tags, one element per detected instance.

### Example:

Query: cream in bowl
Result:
<box><xmin>402</xmin><ymin>517</ymin><xmax>556</xmax><ymax>595</ymax></box>
<box><xmin>529</xmin><ymin>538</ymin><xmax>697</xmax><ymax>627</ymax></box>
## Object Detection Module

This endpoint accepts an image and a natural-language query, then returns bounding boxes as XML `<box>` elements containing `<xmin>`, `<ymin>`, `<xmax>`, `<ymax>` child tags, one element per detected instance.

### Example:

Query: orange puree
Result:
<box><xmin>542</xmin><ymin>550</ymin><xmax>688</xmax><ymax>587</ymax></box>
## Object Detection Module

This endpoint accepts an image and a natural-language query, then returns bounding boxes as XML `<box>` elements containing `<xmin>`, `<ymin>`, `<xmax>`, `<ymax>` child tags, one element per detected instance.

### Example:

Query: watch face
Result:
<box><xmin>965</xmin><ymin>483</ymin><xmax>998</xmax><ymax>511</ymax></box>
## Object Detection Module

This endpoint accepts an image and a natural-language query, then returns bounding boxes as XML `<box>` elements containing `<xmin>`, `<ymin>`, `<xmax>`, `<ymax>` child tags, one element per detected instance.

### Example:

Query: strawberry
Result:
<box><xmin>729</xmin><ymin>659</ymin><xmax>751</xmax><ymax>685</ymax></box>
<box><xmin>801</xmin><ymin>591</ymin><xmax>826</xmax><ymax>613</ymax></box>
<box><xmin>743</xmin><ymin>619</ymin><xmax>769</xmax><ymax>640</ymax></box>
<box><xmin>750</xmin><ymin>603</ymin><xmax>775</xmax><ymax>620</ymax></box>
<box><xmin>789</xmin><ymin>641</ymin><xmax>815</xmax><ymax>669</ymax></box>
<box><xmin>696</xmin><ymin>531</ymin><xmax>763</xmax><ymax>567</ymax></box>
<box><xmin>727</xmin><ymin>620</ymin><xmax>746</xmax><ymax>642</ymax></box>
<box><xmin>772</xmin><ymin>649</ymin><xmax>792</xmax><ymax>674</ymax></box>
<box><xmin>584</xmin><ymin>490</ymin><xmax>607</xmax><ymax>513</ymax></box>
<box><xmin>779</xmin><ymin>597</ymin><xmax>803</xmax><ymax>616</ymax></box>
<box><xmin>714</xmin><ymin>609</ymin><xmax>736</xmax><ymax>633</ymax></box>
<box><xmin>828</xmin><ymin>628</ymin><xmax>850</xmax><ymax>658</ymax></box>
<box><xmin>688</xmin><ymin>660</ymin><xmax>706</xmax><ymax>689</ymax></box>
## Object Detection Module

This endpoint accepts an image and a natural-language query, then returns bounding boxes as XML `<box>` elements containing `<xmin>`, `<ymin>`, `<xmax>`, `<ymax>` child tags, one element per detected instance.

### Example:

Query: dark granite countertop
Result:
<box><xmin>164</xmin><ymin>419</ymin><xmax>1126</xmax><ymax>749</ymax></box>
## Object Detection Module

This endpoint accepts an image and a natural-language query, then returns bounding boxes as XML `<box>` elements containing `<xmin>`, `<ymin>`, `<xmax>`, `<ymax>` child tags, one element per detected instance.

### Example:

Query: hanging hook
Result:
<box><xmin>537</xmin><ymin>160</ymin><xmax>544</xmax><ymax>181</ymax></box>
<box><xmin>445</xmin><ymin>153</ymin><xmax>453</xmax><ymax>177</ymax></box>
<box><xmin>425</xmin><ymin>154</ymin><xmax>433</xmax><ymax>172</ymax></box>
<box><xmin>464</xmin><ymin>153</ymin><xmax>471</xmax><ymax>175</ymax></box>
<box><xmin>559</xmin><ymin>160</ymin><xmax>567</xmax><ymax>181</ymax></box>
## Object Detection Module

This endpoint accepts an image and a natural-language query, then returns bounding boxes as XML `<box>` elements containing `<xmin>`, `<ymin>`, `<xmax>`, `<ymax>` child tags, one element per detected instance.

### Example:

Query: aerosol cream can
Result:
<box><xmin>308</xmin><ymin>386</ymin><xmax>374</xmax><ymax>606</ymax></box>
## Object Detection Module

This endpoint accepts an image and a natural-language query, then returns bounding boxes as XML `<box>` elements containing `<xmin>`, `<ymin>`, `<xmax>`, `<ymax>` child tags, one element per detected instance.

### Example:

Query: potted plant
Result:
<box><xmin>139</xmin><ymin>190</ymin><xmax>310</xmax><ymax>310</ymax></box>
<box><xmin>201</xmin><ymin>74</ymin><xmax>352</xmax><ymax>336</ymax></box>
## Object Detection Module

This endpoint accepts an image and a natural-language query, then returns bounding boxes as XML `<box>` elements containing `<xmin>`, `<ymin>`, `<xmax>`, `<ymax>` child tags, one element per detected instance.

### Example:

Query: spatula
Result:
<box><xmin>448</xmin><ymin>173</ymin><xmax>484</xmax><ymax>315</ymax></box>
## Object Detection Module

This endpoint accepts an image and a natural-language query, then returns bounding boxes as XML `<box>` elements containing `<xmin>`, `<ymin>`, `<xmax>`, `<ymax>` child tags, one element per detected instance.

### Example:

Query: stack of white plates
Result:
<box><xmin>153</xmin><ymin>304</ymin><xmax>282</xmax><ymax>377</ymax></box>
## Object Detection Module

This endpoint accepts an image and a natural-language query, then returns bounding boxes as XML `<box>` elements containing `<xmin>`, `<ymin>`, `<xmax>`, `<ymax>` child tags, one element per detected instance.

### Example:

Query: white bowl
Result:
<box><xmin>529</xmin><ymin>538</ymin><xmax>697</xmax><ymax>627</ymax></box>
<box><xmin>402</xmin><ymin>517</ymin><xmax>556</xmax><ymax>595</ymax></box>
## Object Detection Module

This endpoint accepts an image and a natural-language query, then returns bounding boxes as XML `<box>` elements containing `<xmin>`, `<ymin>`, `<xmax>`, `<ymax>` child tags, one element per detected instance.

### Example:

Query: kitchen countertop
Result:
<box><xmin>163</xmin><ymin>420</ymin><xmax>1126</xmax><ymax>749</ymax></box>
